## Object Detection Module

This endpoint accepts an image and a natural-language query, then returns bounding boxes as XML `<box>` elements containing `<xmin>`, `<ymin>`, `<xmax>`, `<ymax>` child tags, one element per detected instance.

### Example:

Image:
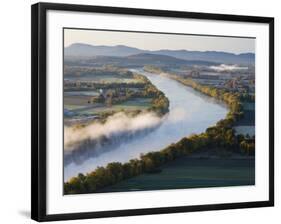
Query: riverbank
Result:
<box><xmin>64</xmin><ymin>70</ymin><xmax>227</xmax><ymax>182</ymax></box>
<box><xmin>65</xmin><ymin>68</ymin><xmax>249</xmax><ymax>194</ymax></box>
<box><xmin>64</xmin><ymin>69</ymin><xmax>255</xmax><ymax>194</ymax></box>
<box><xmin>64</xmin><ymin>68</ymin><xmax>169</xmax><ymax>127</ymax></box>
<box><xmin>64</xmin><ymin>69</ymin><xmax>170</xmax><ymax>165</ymax></box>
<box><xmin>96</xmin><ymin>155</ymin><xmax>255</xmax><ymax>193</ymax></box>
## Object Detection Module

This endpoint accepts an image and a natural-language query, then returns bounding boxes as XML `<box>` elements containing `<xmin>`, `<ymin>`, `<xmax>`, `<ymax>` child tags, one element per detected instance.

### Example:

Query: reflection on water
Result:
<box><xmin>64</xmin><ymin>70</ymin><xmax>228</xmax><ymax>181</ymax></box>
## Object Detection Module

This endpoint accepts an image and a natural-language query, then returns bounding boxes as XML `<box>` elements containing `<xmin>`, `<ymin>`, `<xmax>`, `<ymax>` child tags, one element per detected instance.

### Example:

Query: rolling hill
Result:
<box><xmin>65</xmin><ymin>43</ymin><xmax>255</xmax><ymax>65</ymax></box>
<box><xmin>65</xmin><ymin>53</ymin><xmax>218</xmax><ymax>67</ymax></box>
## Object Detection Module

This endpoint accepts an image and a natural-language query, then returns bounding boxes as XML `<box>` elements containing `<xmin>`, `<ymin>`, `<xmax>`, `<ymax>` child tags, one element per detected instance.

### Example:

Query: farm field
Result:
<box><xmin>233</xmin><ymin>102</ymin><xmax>255</xmax><ymax>136</ymax></box>
<box><xmin>64</xmin><ymin>90</ymin><xmax>100</xmax><ymax>96</ymax></box>
<box><xmin>64</xmin><ymin>95</ymin><xmax>92</xmax><ymax>107</ymax></box>
<box><xmin>97</xmin><ymin>156</ymin><xmax>255</xmax><ymax>193</ymax></box>
<box><xmin>63</xmin><ymin>67</ymin><xmax>156</xmax><ymax>120</ymax></box>
<box><xmin>243</xmin><ymin>102</ymin><xmax>255</xmax><ymax>111</ymax></box>
<box><xmin>234</xmin><ymin>126</ymin><xmax>255</xmax><ymax>136</ymax></box>
<box><xmin>66</xmin><ymin>74</ymin><xmax>139</xmax><ymax>83</ymax></box>
<box><xmin>65</xmin><ymin>96</ymin><xmax>152</xmax><ymax>116</ymax></box>
<box><xmin>74</xmin><ymin>98</ymin><xmax>152</xmax><ymax>115</ymax></box>
<box><xmin>235</xmin><ymin>110</ymin><xmax>255</xmax><ymax>126</ymax></box>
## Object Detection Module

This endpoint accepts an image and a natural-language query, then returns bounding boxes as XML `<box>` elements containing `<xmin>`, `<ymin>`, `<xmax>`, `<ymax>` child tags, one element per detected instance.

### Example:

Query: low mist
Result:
<box><xmin>64</xmin><ymin>70</ymin><xmax>229</xmax><ymax>180</ymax></box>
<box><xmin>64</xmin><ymin>111</ymin><xmax>164</xmax><ymax>151</ymax></box>
<box><xmin>210</xmin><ymin>64</ymin><xmax>248</xmax><ymax>71</ymax></box>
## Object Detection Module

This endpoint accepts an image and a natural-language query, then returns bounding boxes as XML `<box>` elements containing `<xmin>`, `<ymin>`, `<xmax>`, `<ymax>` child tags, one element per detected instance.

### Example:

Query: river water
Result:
<box><xmin>64</xmin><ymin>70</ymin><xmax>228</xmax><ymax>181</ymax></box>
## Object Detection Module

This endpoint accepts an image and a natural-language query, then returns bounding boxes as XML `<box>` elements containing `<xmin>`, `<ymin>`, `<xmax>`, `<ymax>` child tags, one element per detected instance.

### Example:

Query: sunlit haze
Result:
<box><xmin>64</xmin><ymin>29</ymin><xmax>255</xmax><ymax>54</ymax></box>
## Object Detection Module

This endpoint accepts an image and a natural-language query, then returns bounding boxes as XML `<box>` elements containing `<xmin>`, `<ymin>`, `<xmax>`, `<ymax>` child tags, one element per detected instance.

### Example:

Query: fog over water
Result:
<box><xmin>64</xmin><ymin>111</ymin><xmax>164</xmax><ymax>151</ymax></box>
<box><xmin>64</xmin><ymin>70</ymin><xmax>228</xmax><ymax>181</ymax></box>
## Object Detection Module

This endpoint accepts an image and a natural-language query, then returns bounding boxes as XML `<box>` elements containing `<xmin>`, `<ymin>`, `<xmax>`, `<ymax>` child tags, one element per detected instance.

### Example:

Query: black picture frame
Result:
<box><xmin>31</xmin><ymin>2</ymin><xmax>274</xmax><ymax>222</ymax></box>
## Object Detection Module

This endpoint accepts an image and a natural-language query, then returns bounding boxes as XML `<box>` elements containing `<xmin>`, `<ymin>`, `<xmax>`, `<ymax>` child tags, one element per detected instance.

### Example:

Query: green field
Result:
<box><xmin>234</xmin><ymin>126</ymin><xmax>255</xmax><ymax>136</ymax></box>
<box><xmin>65</xmin><ymin>97</ymin><xmax>152</xmax><ymax>117</ymax></box>
<box><xmin>243</xmin><ymin>102</ymin><xmax>255</xmax><ymax>111</ymax></box>
<box><xmin>64</xmin><ymin>104</ymin><xmax>88</xmax><ymax>110</ymax></box>
<box><xmin>64</xmin><ymin>91</ymin><xmax>100</xmax><ymax>96</ymax></box>
<box><xmin>64</xmin><ymin>94</ymin><xmax>93</xmax><ymax>111</ymax></box>
<box><xmin>64</xmin><ymin>95</ymin><xmax>92</xmax><ymax>106</ymax></box>
<box><xmin>80</xmin><ymin>98</ymin><xmax>152</xmax><ymax>115</ymax></box>
<box><xmin>97</xmin><ymin>157</ymin><xmax>255</xmax><ymax>193</ymax></box>
<box><xmin>233</xmin><ymin>102</ymin><xmax>255</xmax><ymax>136</ymax></box>
<box><xmin>66</xmin><ymin>75</ymin><xmax>138</xmax><ymax>83</ymax></box>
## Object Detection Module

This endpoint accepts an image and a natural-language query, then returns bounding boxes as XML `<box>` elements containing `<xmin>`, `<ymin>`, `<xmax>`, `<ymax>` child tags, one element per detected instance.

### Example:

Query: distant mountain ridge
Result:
<box><xmin>65</xmin><ymin>43</ymin><xmax>255</xmax><ymax>65</ymax></box>
<box><xmin>65</xmin><ymin>43</ymin><xmax>141</xmax><ymax>57</ymax></box>
<box><xmin>65</xmin><ymin>53</ymin><xmax>217</xmax><ymax>67</ymax></box>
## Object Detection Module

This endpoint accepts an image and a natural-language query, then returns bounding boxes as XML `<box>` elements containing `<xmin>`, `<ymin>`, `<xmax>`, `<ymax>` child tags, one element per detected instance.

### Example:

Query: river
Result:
<box><xmin>64</xmin><ymin>70</ymin><xmax>228</xmax><ymax>181</ymax></box>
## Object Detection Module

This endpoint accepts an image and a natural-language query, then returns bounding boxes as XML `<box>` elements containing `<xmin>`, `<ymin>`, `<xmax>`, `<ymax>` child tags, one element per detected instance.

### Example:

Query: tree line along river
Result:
<box><xmin>64</xmin><ymin>69</ymin><xmax>229</xmax><ymax>181</ymax></box>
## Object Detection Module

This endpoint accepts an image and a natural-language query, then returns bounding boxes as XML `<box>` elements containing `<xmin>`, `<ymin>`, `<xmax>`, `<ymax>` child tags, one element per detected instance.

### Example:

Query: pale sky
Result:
<box><xmin>64</xmin><ymin>29</ymin><xmax>255</xmax><ymax>54</ymax></box>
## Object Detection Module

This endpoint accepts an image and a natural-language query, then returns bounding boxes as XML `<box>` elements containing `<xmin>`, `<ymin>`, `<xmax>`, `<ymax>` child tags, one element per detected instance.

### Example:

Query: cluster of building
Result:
<box><xmin>90</xmin><ymin>88</ymin><xmax>128</xmax><ymax>105</ymax></box>
<box><xmin>184</xmin><ymin>69</ymin><xmax>255</xmax><ymax>94</ymax></box>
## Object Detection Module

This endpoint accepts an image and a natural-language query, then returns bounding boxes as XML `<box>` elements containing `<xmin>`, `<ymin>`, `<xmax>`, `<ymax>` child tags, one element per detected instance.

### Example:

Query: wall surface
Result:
<box><xmin>0</xmin><ymin>0</ymin><xmax>279</xmax><ymax>223</ymax></box>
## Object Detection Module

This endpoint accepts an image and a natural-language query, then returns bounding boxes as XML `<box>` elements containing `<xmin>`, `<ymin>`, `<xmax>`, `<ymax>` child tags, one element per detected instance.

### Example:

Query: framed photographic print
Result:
<box><xmin>31</xmin><ymin>2</ymin><xmax>274</xmax><ymax>222</ymax></box>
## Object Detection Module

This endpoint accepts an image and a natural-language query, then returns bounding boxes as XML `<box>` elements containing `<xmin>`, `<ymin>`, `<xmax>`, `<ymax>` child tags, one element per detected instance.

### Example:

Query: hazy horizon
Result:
<box><xmin>64</xmin><ymin>29</ymin><xmax>255</xmax><ymax>54</ymax></box>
